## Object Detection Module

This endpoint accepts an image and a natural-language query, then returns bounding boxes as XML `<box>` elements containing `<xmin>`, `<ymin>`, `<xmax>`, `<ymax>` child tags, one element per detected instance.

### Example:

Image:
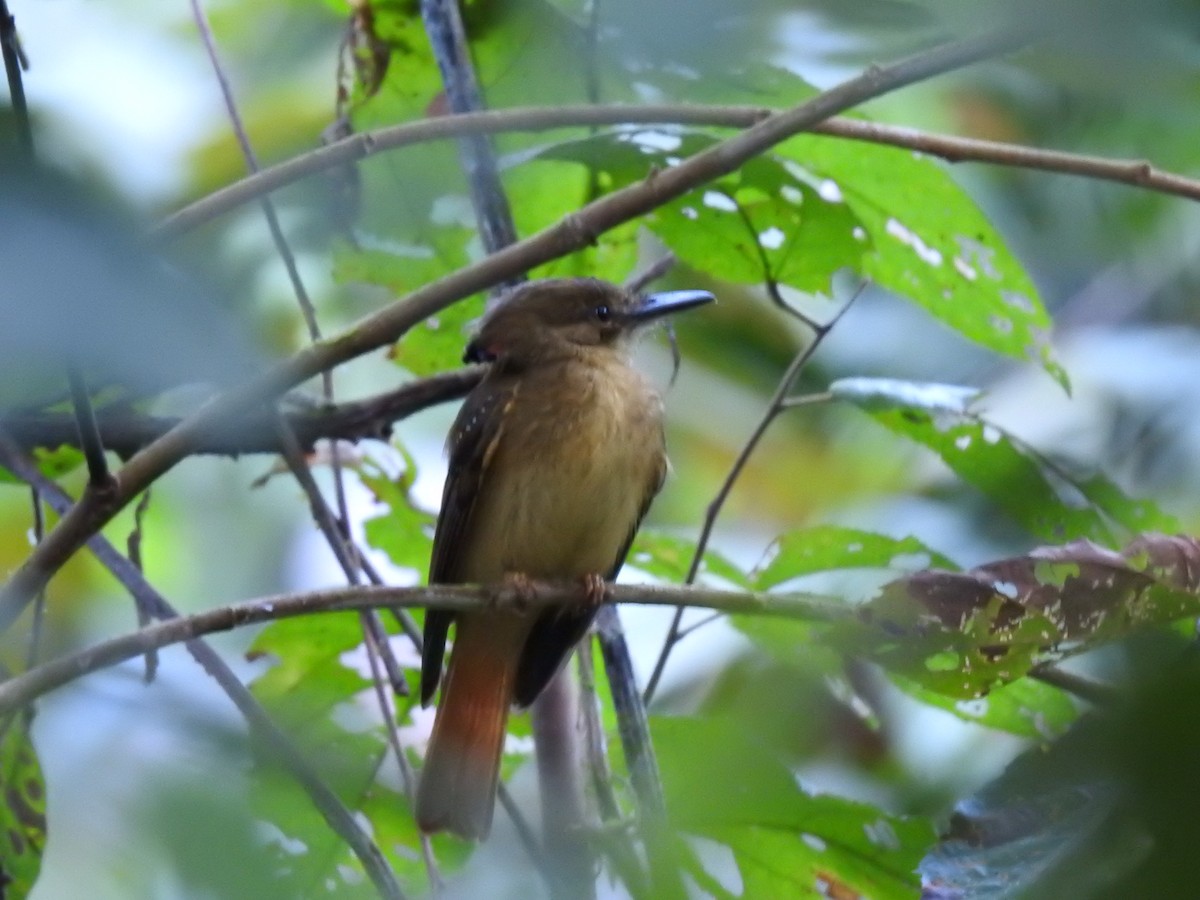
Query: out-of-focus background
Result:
<box><xmin>4</xmin><ymin>0</ymin><xmax>1200</xmax><ymax>897</ymax></box>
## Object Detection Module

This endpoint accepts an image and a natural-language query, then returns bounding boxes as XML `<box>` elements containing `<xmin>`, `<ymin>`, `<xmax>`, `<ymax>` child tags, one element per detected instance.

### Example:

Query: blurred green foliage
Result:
<box><xmin>5</xmin><ymin>0</ymin><xmax>1200</xmax><ymax>897</ymax></box>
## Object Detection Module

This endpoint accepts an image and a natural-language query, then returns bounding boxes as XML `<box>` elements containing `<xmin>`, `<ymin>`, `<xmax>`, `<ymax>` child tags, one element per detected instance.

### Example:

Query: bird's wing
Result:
<box><xmin>513</xmin><ymin>447</ymin><xmax>668</xmax><ymax>707</ymax></box>
<box><xmin>420</xmin><ymin>377</ymin><xmax>518</xmax><ymax>706</ymax></box>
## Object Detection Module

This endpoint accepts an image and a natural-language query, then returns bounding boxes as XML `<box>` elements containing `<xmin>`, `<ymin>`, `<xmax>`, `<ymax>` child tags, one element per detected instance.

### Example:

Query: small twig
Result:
<box><xmin>23</xmin><ymin>489</ymin><xmax>45</xmax><ymax>672</ymax></box>
<box><xmin>624</xmin><ymin>253</ymin><xmax>678</xmax><ymax>295</ymax></box>
<box><xmin>126</xmin><ymin>488</ymin><xmax>159</xmax><ymax>683</ymax></box>
<box><xmin>188</xmin><ymin>0</ymin><xmax>322</xmax><ymax>351</ymax></box>
<box><xmin>0</xmin><ymin>0</ymin><xmax>32</xmax><ymax>160</ymax></box>
<box><xmin>577</xmin><ymin>637</ymin><xmax>620</xmax><ymax>821</ymax></box>
<box><xmin>66</xmin><ymin>366</ymin><xmax>111</xmax><ymax>488</ymax></box>
<box><xmin>643</xmin><ymin>285</ymin><xmax>863</xmax><ymax>703</ymax></box>
<box><xmin>1030</xmin><ymin>665</ymin><xmax>1117</xmax><ymax>706</ymax></box>
<box><xmin>0</xmin><ymin>431</ymin><xmax>405</xmax><ymax>900</ymax></box>
<box><xmin>674</xmin><ymin>610</ymin><xmax>723</xmax><ymax>641</ymax></box>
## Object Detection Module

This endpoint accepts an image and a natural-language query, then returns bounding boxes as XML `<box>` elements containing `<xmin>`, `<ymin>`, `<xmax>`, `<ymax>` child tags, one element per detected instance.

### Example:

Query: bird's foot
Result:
<box><xmin>493</xmin><ymin>572</ymin><xmax>538</xmax><ymax>614</ymax></box>
<box><xmin>580</xmin><ymin>573</ymin><xmax>609</xmax><ymax>609</ymax></box>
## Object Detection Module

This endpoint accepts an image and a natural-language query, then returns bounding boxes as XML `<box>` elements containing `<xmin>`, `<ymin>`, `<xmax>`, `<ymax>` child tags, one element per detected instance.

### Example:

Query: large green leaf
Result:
<box><xmin>780</xmin><ymin>135</ymin><xmax>1065</xmax><ymax>386</ymax></box>
<box><xmin>832</xmin><ymin>377</ymin><xmax>1181</xmax><ymax>546</ymax></box>
<box><xmin>754</xmin><ymin>525</ymin><xmax>959</xmax><ymax>590</ymax></box>
<box><xmin>654</xmin><ymin>716</ymin><xmax>933</xmax><ymax>899</ymax></box>
<box><xmin>525</xmin><ymin>130</ymin><xmax>869</xmax><ymax>299</ymax></box>
<box><xmin>890</xmin><ymin>673</ymin><xmax>1078</xmax><ymax>740</ymax></box>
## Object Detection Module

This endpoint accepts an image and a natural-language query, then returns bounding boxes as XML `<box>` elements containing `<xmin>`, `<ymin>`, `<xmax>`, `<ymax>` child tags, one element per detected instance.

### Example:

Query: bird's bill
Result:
<box><xmin>629</xmin><ymin>289</ymin><xmax>715</xmax><ymax>323</ymax></box>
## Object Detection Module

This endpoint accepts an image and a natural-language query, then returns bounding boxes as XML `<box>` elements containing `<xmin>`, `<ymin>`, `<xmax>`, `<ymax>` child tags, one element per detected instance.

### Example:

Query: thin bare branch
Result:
<box><xmin>0</xmin><ymin>581</ymin><xmax>844</xmax><ymax>717</ymax></box>
<box><xmin>66</xmin><ymin>366</ymin><xmax>112</xmax><ymax>488</ymax></box>
<box><xmin>158</xmin><ymin>100</ymin><xmax>1200</xmax><ymax>241</ymax></box>
<box><xmin>0</xmin><ymin>0</ymin><xmax>32</xmax><ymax>160</ymax></box>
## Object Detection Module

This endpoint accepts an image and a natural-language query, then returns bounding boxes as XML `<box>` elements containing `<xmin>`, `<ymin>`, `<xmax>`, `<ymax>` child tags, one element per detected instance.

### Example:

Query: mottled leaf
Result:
<box><xmin>848</xmin><ymin>533</ymin><xmax>1200</xmax><ymax>697</ymax></box>
<box><xmin>0</xmin><ymin>713</ymin><xmax>45</xmax><ymax>899</ymax></box>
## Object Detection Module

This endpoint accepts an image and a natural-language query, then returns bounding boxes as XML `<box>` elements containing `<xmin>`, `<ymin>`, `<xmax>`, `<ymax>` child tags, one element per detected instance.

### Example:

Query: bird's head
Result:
<box><xmin>463</xmin><ymin>277</ymin><xmax>713</xmax><ymax>369</ymax></box>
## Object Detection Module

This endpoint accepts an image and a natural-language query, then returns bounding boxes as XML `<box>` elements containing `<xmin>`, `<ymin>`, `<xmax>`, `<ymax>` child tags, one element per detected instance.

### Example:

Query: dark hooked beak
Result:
<box><xmin>628</xmin><ymin>289</ymin><xmax>715</xmax><ymax>324</ymax></box>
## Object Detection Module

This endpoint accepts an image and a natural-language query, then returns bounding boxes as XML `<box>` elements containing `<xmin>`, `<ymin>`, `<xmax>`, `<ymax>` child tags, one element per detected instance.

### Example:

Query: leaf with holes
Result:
<box><xmin>834</xmin><ymin>379</ymin><xmax>1180</xmax><ymax>546</ymax></box>
<box><xmin>844</xmin><ymin>533</ymin><xmax>1200</xmax><ymax>697</ymax></box>
<box><xmin>891</xmin><ymin>673</ymin><xmax>1078</xmax><ymax>740</ymax></box>
<box><xmin>754</xmin><ymin>525</ymin><xmax>959</xmax><ymax>590</ymax></box>
<box><xmin>524</xmin><ymin>131</ymin><xmax>868</xmax><ymax>298</ymax></box>
<box><xmin>781</xmin><ymin>136</ymin><xmax>1064</xmax><ymax>386</ymax></box>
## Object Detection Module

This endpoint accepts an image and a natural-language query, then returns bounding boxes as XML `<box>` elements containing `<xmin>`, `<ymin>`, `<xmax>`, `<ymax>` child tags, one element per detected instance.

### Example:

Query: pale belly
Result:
<box><xmin>457</xmin><ymin>361</ymin><xmax>665</xmax><ymax>583</ymax></box>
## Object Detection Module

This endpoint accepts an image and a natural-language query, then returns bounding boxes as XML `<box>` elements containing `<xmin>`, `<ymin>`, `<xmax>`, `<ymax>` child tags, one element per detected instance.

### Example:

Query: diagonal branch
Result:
<box><xmin>0</xmin><ymin>25</ymin><xmax>1034</xmax><ymax>634</ymax></box>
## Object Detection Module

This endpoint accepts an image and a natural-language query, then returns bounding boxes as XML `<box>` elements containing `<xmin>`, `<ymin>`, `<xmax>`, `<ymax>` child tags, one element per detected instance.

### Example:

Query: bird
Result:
<box><xmin>414</xmin><ymin>276</ymin><xmax>713</xmax><ymax>839</ymax></box>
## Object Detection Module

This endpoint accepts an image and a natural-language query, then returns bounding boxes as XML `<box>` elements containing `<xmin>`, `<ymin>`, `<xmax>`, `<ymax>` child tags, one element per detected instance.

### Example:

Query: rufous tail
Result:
<box><xmin>415</xmin><ymin>615</ymin><xmax>523</xmax><ymax>839</ymax></box>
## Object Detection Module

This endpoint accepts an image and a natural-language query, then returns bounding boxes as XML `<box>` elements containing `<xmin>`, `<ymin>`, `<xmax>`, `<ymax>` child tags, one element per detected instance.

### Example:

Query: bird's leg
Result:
<box><xmin>493</xmin><ymin>571</ymin><xmax>538</xmax><ymax>615</ymax></box>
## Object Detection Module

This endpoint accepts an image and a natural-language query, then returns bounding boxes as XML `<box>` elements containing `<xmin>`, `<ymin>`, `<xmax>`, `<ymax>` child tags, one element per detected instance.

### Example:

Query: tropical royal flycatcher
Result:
<box><xmin>415</xmin><ymin>277</ymin><xmax>712</xmax><ymax>839</ymax></box>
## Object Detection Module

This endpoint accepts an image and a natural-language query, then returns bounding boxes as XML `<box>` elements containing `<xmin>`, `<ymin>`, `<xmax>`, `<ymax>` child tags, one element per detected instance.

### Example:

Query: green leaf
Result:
<box><xmin>836</xmin><ymin>380</ymin><xmax>1180</xmax><ymax>546</ymax></box>
<box><xmin>627</xmin><ymin>529</ymin><xmax>751</xmax><ymax>588</ymax></box>
<box><xmin>780</xmin><ymin>136</ymin><xmax>1064</xmax><ymax>386</ymax></box>
<box><xmin>525</xmin><ymin>131</ymin><xmax>868</xmax><ymax>299</ymax></box>
<box><xmin>0</xmin><ymin>713</ymin><xmax>45</xmax><ymax>898</ymax></box>
<box><xmin>654</xmin><ymin>716</ymin><xmax>933</xmax><ymax>899</ymax></box>
<box><xmin>248</xmin><ymin>611</ymin><xmax>424</xmax><ymax>893</ymax></box>
<box><xmin>891</xmin><ymin>673</ymin><xmax>1078</xmax><ymax>740</ymax></box>
<box><xmin>651</xmin><ymin>164</ymin><xmax>864</xmax><ymax>298</ymax></box>
<box><xmin>331</xmin><ymin>229</ymin><xmax>482</xmax><ymax>377</ymax></box>
<box><xmin>358</xmin><ymin>454</ymin><xmax>436</xmax><ymax>578</ymax></box>
<box><xmin>754</xmin><ymin>525</ymin><xmax>959</xmax><ymax>590</ymax></box>
<box><xmin>0</xmin><ymin>446</ymin><xmax>85</xmax><ymax>485</ymax></box>
<box><xmin>857</xmin><ymin>401</ymin><xmax>1119</xmax><ymax>544</ymax></box>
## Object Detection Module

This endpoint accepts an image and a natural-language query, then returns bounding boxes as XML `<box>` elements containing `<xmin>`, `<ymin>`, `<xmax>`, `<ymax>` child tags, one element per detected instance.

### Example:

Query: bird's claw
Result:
<box><xmin>581</xmin><ymin>573</ymin><xmax>608</xmax><ymax>609</ymax></box>
<box><xmin>492</xmin><ymin>572</ymin><xmax>538</xmax><ymax>614</ymax></box>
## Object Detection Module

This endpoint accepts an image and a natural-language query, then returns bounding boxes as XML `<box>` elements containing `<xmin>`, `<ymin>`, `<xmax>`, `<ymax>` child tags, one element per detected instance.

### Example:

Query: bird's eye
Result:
<box><xmin>594</xmin><ymin>305</ymin><xmax>612</xmax><ymax>322</ymax></box>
